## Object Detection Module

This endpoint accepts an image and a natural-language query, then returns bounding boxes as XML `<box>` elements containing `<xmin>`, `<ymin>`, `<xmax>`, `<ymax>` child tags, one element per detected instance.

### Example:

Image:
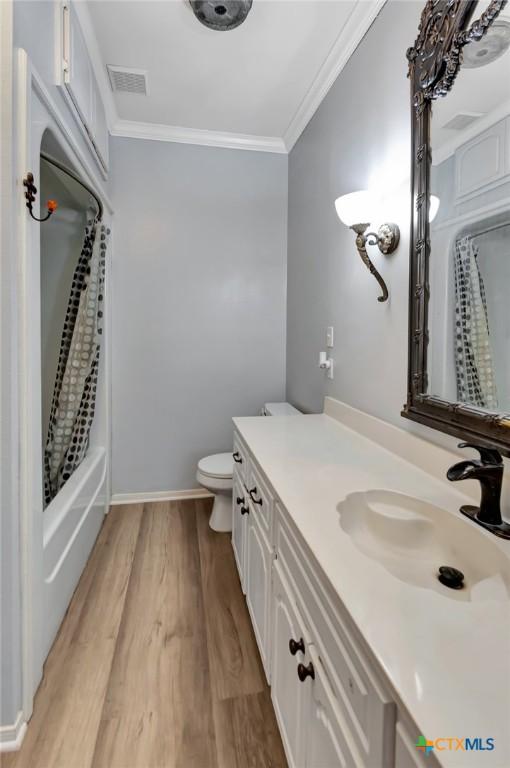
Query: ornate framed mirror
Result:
<box><xmin>403</xmin><ymin>0</ymin><xmax>510</xmax><ymax>455</ymax></box>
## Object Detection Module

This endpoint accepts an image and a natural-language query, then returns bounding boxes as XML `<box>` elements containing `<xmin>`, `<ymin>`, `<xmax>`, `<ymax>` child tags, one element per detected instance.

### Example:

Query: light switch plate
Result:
<box><xmin>326</xmin><ymin>326</ymin><xmax>334</xmax><ymax>348</ymax></box>
<box><xmin>327</xmin><ymin>358</ymin><xmax>334</xmax><ymax>380</ymax></box>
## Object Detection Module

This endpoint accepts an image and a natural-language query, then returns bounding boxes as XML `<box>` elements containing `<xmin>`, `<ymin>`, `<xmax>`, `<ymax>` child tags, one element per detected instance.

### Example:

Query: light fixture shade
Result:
<box><xmin>334</xmin><ymin>190</ymin><xmax>375</xmax><ymax>227</ymax></box>
<box><xmin>429</xmin><ymin>194</ymin><xmax>440</xmax><ymax>223</ymax></box>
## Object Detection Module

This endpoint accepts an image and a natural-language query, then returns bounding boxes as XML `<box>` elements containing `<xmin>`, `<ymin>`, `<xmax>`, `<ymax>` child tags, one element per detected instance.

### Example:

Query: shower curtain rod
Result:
<box><xmin>40</xmin><ymin>151</ymin><xmax>103</xmax><ymax>221</ymax></box>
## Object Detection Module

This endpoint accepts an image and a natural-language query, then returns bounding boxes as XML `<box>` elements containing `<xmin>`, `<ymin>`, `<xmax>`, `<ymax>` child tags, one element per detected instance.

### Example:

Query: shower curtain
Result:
<box><xmin>44</xmin><ymin>217</ymin><xmax>108</xmax><ymax>506</ymax></box>
<box><xmin>453</xmin><ymin>235</ymin><xmax>498</xmax><ymax>410</ymax></box>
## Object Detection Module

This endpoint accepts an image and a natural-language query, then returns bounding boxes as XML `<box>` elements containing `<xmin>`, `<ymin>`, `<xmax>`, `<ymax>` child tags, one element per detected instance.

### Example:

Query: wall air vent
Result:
<box><xmin>442</xmin><ymin>112</ymin><xmax>483</xmax><ymax>131</ymax></box>
<box><xmin>107</xmin><ymin>65</ymin><xmax>148</xmax><ymax>95</ymax></box>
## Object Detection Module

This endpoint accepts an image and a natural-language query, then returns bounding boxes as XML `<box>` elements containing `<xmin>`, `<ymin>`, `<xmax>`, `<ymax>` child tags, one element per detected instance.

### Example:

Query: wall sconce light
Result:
<box><xmin>334</xmin><ymin>190</ymin><xmax>400</xmax><ymax>303</ymax></box>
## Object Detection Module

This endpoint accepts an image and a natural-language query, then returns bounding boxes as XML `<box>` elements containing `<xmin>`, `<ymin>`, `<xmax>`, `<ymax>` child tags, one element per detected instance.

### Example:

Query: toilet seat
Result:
<box><xmin>197</xmin><ymin>452</ymin><xmax>233</xmax><ymax>480</ymax></box>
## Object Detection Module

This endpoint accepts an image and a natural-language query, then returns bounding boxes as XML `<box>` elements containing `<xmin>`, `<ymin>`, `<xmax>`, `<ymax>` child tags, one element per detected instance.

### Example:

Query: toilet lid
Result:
<box><xmin>198</xmin><ymin>452</ymin><xmax>233</xmax><ymax>479</ymax></box>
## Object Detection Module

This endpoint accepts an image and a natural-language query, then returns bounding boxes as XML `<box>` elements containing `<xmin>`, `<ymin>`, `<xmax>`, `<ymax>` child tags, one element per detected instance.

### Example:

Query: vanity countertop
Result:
<box><xmin>233</xmin><ymin>412</ymin><xmax>510</xmax><ymax>768</ymax></box>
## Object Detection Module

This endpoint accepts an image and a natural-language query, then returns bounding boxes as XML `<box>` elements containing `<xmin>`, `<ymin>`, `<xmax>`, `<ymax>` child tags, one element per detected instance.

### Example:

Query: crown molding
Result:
<box><xmin>110</xmin><ymin>119</ymin><xmax>287</xmax><ymax>154</ymax></box>
<box><xmin>283</xmin><ymin>0</ymin><xmax>387</xmax><ymax>151</ymax></box>
<box><xmin>78</xmin><ymin>0</ymin><xmax>386</xmax><ymax>154</ymax></box>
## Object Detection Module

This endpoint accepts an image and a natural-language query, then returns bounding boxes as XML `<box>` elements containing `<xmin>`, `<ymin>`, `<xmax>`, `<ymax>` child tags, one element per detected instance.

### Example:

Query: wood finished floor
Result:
<box><xmin>2</xmin><ymin>500</ymin><xmax>286</xmax><ymax>768</ymax></box>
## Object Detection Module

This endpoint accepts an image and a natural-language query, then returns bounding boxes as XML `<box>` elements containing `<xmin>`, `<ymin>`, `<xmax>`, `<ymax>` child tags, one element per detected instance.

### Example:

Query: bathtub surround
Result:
<box><xmin>110</xmin><ymin>138</ymin><xmax>287</xmax><ymax>496</ymax></box>
<box><xmin>0</xmin><ymin>1</ymin><xmax>113</xmax><ymax>741</ymax></box>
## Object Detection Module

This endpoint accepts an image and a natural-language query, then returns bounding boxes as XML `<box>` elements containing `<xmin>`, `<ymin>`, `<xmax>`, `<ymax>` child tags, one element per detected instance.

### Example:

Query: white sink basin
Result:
<box><xmin>338</xmin><ymin>490</ymin><xmax>510</xmax><ymax>602</ymax></box>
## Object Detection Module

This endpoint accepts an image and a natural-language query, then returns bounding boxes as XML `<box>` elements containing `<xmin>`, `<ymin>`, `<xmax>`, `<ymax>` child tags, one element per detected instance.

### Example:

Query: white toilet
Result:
<box><xmin>196</xmin><ymin>452</ymin><xmax>234</xmax><ymax>532</ymax></box>
<box><xmin>197</xmin><ymin>402</ymin><xmax>301</xmax><ymax>532</ymax></box>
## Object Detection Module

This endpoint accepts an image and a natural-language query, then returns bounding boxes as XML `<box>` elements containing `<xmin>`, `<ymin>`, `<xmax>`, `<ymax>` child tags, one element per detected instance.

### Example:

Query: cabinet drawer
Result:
<box><xmin>246</xmin><ymin>461</ymin><xmax>273</xmax><ymax>536</ymax></box>
<box><xmin>233</xmin><ymin>431</ymin><xmax>249</xmax><ymax>483</ymax></box>
<box><xmin>276</xmin><ymin>507</ymin><xmax>395</xmax><ymax>767</ymax></box>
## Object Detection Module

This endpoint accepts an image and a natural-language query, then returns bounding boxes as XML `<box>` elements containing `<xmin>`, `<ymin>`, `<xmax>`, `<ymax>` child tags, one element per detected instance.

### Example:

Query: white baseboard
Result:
<box><xmin>0</xmin><ymin>711</ymin><xmax>27</xmax><ymax>752</ymax></box>
<box><xmin>110</xmin><ymin>488</ymin><xmax>214</xmax><ymax>506</ymax></box>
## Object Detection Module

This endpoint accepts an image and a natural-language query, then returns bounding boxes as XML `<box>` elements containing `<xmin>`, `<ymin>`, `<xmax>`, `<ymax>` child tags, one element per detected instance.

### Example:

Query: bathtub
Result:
<box><xmin>42</xmin><ymin>446</ymin><xmax>108</xmax><ymax>662</ymax></box>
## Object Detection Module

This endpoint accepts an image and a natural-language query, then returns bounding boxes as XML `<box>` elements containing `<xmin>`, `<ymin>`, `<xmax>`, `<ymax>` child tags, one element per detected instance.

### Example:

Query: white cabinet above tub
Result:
<box><xmin>58</xmin><ymin>2</ymin><xmax>109</xmax><ymax>176</ymax></box>
<box><xmin>231</xmin><ymin>406</ymin><xmax>509</xmax><ymax>767</ymax></box>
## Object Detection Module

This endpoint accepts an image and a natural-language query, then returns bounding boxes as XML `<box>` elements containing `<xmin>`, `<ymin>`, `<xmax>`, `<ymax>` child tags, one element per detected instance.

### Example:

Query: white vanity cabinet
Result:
<box><xmin>231</xmin><ymin>426</ymin><xmax>433</xmax><ymax>768</ymax></box>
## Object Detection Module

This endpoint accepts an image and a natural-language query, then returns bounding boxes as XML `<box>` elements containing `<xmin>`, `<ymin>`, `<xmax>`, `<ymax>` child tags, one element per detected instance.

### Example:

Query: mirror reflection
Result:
<box><xmin>428</xmin><ymin>6</ymin><xmax>510</xmax><ymax>414</ymax></box>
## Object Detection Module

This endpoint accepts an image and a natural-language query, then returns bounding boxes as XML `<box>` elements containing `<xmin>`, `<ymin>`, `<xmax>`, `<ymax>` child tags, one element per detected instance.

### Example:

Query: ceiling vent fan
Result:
<box><xmin>107</xmin><ymin>65</ymin><xmax>148</xmax><ymax>95</ymax></box>
<box><xmin>189</xmin><ymin>0</ymin><xmax>253</xmax><ymax>31</ymax></box>
<box><xmin>442</xmin><ymin>112</ymin><xmax>483</xmax><ymax>131</ymax></box>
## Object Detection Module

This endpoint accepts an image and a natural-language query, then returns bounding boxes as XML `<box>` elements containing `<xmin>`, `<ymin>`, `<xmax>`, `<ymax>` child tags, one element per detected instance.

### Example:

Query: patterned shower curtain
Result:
<box><xmin>44</xmin><ymin>217</ymin><xmax>109</xmax><ymax>506</ymax></box>
<box><xmin>453</xmin><ymin>235</ymin><xmax>498</xmax><ymax>410</ymax></box>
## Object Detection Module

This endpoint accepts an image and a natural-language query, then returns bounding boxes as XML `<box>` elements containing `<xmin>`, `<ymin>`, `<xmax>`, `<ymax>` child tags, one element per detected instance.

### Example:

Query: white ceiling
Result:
<box><xmin>86</xmin><ymin>0</ymin><xmax>386</xmax><ymax>152</ymax></box>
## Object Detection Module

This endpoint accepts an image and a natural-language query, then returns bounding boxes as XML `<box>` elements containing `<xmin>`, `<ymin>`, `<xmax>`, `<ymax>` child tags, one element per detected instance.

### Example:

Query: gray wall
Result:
<box><xmin>110</xmin><ymin>138</ymin><xmax>287</xmax><ymax>494</ymax></box>
<box><xmin>287</xmin><ymin>0</ymin><xmax>423</xmax><ymax>423</ymax></box>
<box><xmin>285</xmin><ymin>0</ymin><xmax>510</xmax><ymax>504</ymax></box>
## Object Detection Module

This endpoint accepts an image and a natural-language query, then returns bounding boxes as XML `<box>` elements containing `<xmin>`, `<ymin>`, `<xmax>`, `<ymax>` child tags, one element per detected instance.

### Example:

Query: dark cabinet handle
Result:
<box><xmin>233</xmin><ymin>452</ymin><xmax>243</xmax><ymax>464</ymax></box>
<box><xmin>289</xmin><ymin>637</ymin><xmax>305</xmax><ymax>656</ymax></box>
<box><xmin>249</xmin><ymin>487</ymin><xmax>263</xmax><ymax>505</ymax></box>
<box><xmin>236</xmin><ymin>496</ymin><xmax>244</xmax><ymax>505</ymax></box>
<box><xmin>241</xmin><ymin>506</ymin><xmax>249</xmax><ymax>515</ymax></box>
<box><xmin>297</xmin><ymin>662</ymin><xmax>315</xmax><ymax>682</ymax></box>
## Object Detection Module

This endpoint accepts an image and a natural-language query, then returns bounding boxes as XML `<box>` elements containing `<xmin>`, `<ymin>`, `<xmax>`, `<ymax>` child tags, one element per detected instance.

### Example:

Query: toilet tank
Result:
<box><xmin>262</xmin><ymin>402</ymin><xmax>301</xmax><ymax>416</ymax></box>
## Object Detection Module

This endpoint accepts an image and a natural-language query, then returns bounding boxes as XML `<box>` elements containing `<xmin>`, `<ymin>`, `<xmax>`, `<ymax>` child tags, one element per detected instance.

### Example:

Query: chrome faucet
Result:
<box><xmin>447</xmin><ymin>443</ymin><xmax>510</xmax><ymax>540</ymax></box>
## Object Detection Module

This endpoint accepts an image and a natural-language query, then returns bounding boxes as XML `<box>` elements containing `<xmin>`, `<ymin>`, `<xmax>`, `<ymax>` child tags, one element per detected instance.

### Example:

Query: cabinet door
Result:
<box><xmin>61</xmin><ymin>2</ymin><xmax>109</xmax><ymax>173</ymax></box>
<box><xmin>245</xmin><ymin>513</ymin><xmax>272</xmax><ymax>678</ymax></box>
<box><xmin>271</xmin><ymin>564</ymin><xmax>309</xmax><ymax>768</ymax></box>
<box><xmin>304</xmin><ymin>646</ymin><xmax>361</xmax><ymax>768</ymax></box>
<box><xmin>63</xmin><ymin>3</ymin><xmax>94</xmax><ymax>128</ymax></box>
<box><xmin>232</xmin><ymin>476</ymin><xmax>247</xmax><ymax>593</ymax></box>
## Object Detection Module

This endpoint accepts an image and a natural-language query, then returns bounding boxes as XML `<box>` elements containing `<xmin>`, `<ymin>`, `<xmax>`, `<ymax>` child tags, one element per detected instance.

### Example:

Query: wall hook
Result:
<box><xmin>23</xmin><ymin>172</ymin><xmax>58</xmax><ymax>222</ymax></box>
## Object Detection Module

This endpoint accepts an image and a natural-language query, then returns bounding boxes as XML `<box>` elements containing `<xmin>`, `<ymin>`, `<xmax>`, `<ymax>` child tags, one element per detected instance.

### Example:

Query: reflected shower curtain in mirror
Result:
<box><xmin>44</xmin><ymin>218</ymin><xmax>108</xmax><ymax>506</ymax></box>
<box><xmin>453</xmin><ymin>235</ymin><xmax>498</xmax><ymax>410</ymax></box>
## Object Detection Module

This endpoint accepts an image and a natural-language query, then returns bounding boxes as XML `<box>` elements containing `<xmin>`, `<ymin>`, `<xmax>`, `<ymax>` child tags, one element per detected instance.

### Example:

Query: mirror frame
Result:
<box><xmin>402</xmin><ymin>0</ymin><xmax>510</xmax><ymax>456</ymax></box>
